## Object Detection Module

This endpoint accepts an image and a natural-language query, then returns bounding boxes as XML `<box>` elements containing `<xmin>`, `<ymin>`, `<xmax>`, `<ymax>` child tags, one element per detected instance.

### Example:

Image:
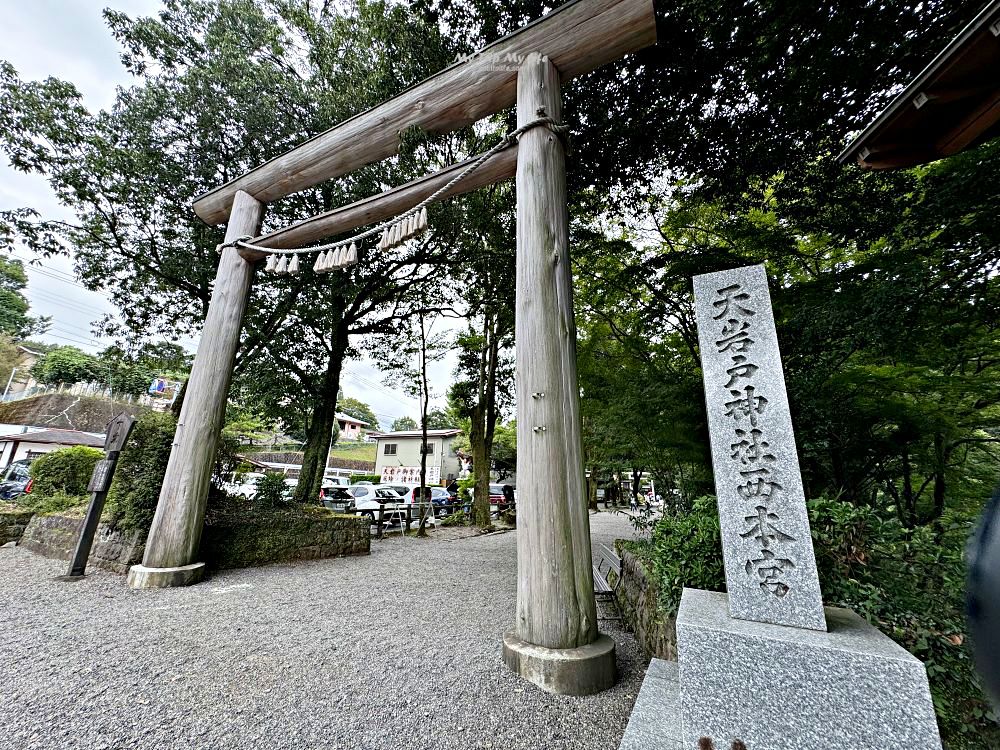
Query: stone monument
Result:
<box><xmin>678</xmin><ymin>264</ymin><xmax>942</xmax><ymax>749</ymax></box>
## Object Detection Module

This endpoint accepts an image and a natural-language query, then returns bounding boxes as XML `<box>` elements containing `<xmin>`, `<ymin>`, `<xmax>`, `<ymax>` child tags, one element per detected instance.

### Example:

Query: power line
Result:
<box><xmin>7</xmin><ymin>249</ymin><xmax>114</xmax><ymax>299</ymax></box>
<box><xmin>27</xmin><ymin>288</ymin><xmax>112</xmax><ymax>317</ymax></box>
<box><xmin>342</xmin><ymin>365</ymin><xmax>416</xmax><ymax>406</ymax></box>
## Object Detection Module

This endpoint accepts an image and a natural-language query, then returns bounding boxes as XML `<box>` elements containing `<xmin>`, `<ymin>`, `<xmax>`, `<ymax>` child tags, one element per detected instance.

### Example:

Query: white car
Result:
<box><xmin>221</xmin><ymin>472</ymin><xmax>266</xmax><ymax>500</ymax></box>
<box><xmin>345</xmin><ymin>484</ymin><xmax>410</xmax><ymax>523</ymax></box>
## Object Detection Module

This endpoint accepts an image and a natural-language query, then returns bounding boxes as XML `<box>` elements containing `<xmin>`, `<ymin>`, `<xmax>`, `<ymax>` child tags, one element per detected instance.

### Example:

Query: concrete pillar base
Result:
<box><xmin>127</xmin><ymin>562</ymin><xmax>205</xmax><ymax>589</ymax></box>
<box><xmin>503</xmin><ymin>629</ymin><xmax>616</xmax><ymax>696</ymax></box>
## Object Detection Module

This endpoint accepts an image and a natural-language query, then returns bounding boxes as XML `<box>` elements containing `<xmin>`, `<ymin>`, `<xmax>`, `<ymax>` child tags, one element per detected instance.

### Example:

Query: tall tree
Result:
<box><xmin>0</xmin><ymin>257</ymin><xmax>48</xmax><ymax>339</ymax></box>
<box><xmin>445</xmin><ymin>183</ymin><xmax>515</xmax><ymax>527</ymax></box>
<box><xmin>392</xmin><ymin>415</ymin><xmax>418</xmax><ymax>431</ymax></box>
<box><xmin>0</xmin><ymin>0</ymin><xmax>467</xmax><ymax>504</ymax></box>
<box><xmin>337</xmin><ymin>396</ymin><xmax>379</xmax><ymax>431</ymax></box>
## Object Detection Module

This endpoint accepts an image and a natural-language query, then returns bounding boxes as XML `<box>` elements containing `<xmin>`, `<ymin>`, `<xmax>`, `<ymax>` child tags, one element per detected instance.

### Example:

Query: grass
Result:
<box><xmin>328</xmin><ymin>441</ymin><xmax>376</xmax><ymax>461</ymax></box>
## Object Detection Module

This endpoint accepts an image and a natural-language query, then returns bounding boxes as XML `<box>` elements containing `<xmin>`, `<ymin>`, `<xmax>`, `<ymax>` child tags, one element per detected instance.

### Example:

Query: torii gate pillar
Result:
<box><xmin>502</xmin><ymin>52</ymin><xmax>616</xmax><ymax>695</ymax></box>
<box><xmin>127</xmin><ymin>190</ymin><xmax>264</xmax><ymax>589</ymax></box>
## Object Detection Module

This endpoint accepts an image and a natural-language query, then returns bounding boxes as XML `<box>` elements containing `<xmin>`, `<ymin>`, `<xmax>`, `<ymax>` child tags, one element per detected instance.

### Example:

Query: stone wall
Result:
<box><xmin>18</xmin><ymin>512</ymin><xmax>145</xmax><ymax>574</ymax></box>
<box><xmin>613</xmin><ymin>544</ymin><xmax>677</xmax><ymax>660</ymax></box>
<box><xmin>199</xmin><ymin>509</ymin><xmax>370</xmax><ymax>569</ymax></box>
<box><xmin>0</xmin><ymin>505</ymin><xmax>35</xmax><ymax>545</ymax></box>
<box><xmin>18</xmin><ymin>508</ymin><xmax>370</xmax><ymax>574</ymax></box>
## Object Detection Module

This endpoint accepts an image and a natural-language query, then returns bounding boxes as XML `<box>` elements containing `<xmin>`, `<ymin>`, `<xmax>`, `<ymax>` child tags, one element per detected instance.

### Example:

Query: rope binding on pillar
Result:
<box><xmin>217</xmin><ymin>112</ymin><xmax>569</xmax><ymax>276</ymax></box>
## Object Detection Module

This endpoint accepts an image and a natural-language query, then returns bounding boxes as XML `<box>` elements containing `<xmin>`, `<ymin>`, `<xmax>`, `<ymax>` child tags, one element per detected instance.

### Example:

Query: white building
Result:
<box><xmin>372</xmin><ymin>428</ymin><xmax>463</xmax><ymax>485</ymax></box>
<box><xmin>0</xmin><ymin>427</ymin><xmax>105</xmax><ymax>466</ymax></box>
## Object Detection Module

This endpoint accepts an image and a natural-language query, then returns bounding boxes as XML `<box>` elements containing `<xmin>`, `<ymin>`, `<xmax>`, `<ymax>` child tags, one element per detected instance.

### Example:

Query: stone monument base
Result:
<box><xmin>126</xmin><ymin>562</ymin><xmax>205</xmax><ymax>589</ymax></box>
<box><xmin>503</xmin><ymin>629</ymin><xmax>616</xmax><ymax>696</ymax></box>
<box><xmin>677</xmin><ymin>588</ymin><xmax>942</xmax><ymax>750</ymax></box>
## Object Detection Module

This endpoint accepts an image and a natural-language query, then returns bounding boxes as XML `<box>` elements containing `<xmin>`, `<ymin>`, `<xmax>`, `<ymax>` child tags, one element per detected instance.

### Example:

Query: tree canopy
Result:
<box><xmin>338</xmin><ymin>396</ymin><xmax>379</xmax><ymax>431</ymax></box>
<box><xmin>0</xmin><ymin>256</ymin><xmax>48</xmax><ymax>339</ymax></box>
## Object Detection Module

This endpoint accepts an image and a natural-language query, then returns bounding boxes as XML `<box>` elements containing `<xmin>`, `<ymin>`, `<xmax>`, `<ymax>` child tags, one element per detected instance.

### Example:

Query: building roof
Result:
<box><xmin>371</xmin><ymin>429</ymin><xmax>462</xmax><ymax>439</ymax></box>
<box><xmin>0</xmin><ymin>428</ymin><xmax>105</xmax><ymax>448</ymax></box>
<box><xmin>335</xmin><ymin>412</ymin><xmax>369</xmax><ymax>426</ymax></box>
<box><xmin>838</xmin><ymin>0</ymin><xmax>1000</xmax><ymax>168</ymax></box>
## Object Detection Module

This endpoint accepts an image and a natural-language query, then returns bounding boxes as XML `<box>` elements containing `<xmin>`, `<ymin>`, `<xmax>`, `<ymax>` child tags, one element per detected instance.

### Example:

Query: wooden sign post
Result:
<box><xmin>62</xmin><ymin>412</ymin><xmax>136</xmax><ymax>579</ymax></box>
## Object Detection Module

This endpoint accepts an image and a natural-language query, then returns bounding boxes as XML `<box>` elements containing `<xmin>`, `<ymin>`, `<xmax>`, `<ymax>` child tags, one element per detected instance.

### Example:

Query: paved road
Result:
<box><xmin>0</xmin><ymin>511</ymin><xmax>647</xmax><ymax>750</ymax></box>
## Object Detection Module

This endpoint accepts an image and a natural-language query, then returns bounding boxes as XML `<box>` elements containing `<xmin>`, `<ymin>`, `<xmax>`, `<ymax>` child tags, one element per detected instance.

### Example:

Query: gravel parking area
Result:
<box><xmin>1</xmin><ymin>511</ymin><xmax>648</xmax><ymax>750</ymax></box>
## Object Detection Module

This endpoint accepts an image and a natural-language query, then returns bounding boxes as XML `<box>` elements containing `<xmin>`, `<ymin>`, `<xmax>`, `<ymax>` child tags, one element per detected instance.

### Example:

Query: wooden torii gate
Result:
<box><xmin>126</xmin><ymin>0</ymin><xmax>657</xmax><ymax>696</ymax></box>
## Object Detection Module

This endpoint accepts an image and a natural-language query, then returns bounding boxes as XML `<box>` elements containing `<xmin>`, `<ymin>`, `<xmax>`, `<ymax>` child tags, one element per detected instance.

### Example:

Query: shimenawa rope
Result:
<box><xmin>217</xmin><ymin>112</ymin><xmax>568</xmax><ymax>272</ymax></box>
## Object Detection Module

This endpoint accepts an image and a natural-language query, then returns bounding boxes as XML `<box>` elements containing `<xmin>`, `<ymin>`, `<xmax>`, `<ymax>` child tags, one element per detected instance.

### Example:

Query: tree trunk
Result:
<box><xmin>417</xmin><ymin>313</ymin><xmax>431</xmax><ymax>537</ymax></box>
<box><xmin>901</xmin><ymin>447</ymin><xmax>916</xmax><ymax>528</ymax></box>
<box><xmin>631</xmin><ymin>467</ymin><xmax>644</xmax><ymax>505</ymax></box>
<box><xmin>471</xmin><ymin>416</ymin><xmax>491</xmax><ymax>526</ymax></box>
<box><xmin>588</xmin><ymin>469</ymin><xmax>599</xmax><ymax>511</ymax></box>
<box><xmin>929</xmin><ymin>432</ymin><xmax>947</xmax><ymax>524</ymax></box>
<box><xmin>293</xmin><ymin>320</ymin><xmax>348</xmax><ymax>505</ymax></box>
<box><xmin>470</xmin><ymin>313</ymin><xmax>503</xmax><ymax>529</ymax></box>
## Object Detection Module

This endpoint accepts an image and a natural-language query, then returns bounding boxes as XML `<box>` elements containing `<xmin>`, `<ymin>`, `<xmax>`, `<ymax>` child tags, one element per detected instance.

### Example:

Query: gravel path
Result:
<box><xmin>0</xmin><ymin>511</ymin><xmax>649</xmax><ymax>750</ymax></box>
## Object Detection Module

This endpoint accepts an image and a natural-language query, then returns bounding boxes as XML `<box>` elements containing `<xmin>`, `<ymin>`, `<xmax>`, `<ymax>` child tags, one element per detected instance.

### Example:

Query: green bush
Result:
<box><xmin>20</xmin><ymin>490</ymin><xmax>88</xmax><ymax>515</ymax></box>
<box><xmin>643</xmin><ymin>496</ymin><xmax>998</xmax><ymax>749</ymax></box>
<box><xmin>104</xmin><ymin>412</ymin><xmax>176</xmax><ymax>533</ymax></box>
<box><xmin>441</xmin><ymin>509</ymin><xmax>468</xmax><ymax>526</ymax></box>
<box><xmin>457</xmin><ymin>475</ymin><xmax>475</xmax><ymax>503</ymax></box>
<box><xmin>253</xmin><ymin>472</ymin><xmax>288</xmax><ymax>507</ymax></box>
<box><xmin>351</xmin><ymin>473</ymin><xmax>381</xmax><ymax>484</ymax></box>
<box><xmin>28</xmin><ymin>445</ymin><xmax>103</xmax><ymax>497</ymax></box>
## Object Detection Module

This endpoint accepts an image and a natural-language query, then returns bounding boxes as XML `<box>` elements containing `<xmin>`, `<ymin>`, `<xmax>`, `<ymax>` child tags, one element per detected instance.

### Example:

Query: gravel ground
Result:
<box><xmin>0</xmin><ymin>510</ymin><xmax>649</xmax><ymax>750</ymax></box>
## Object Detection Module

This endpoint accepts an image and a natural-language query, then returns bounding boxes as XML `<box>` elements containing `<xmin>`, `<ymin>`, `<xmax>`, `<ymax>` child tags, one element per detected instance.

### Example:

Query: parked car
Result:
<box><xmin>0</xmin><ymin>459</ymin><xmax>32</xmax><ymax>502</ymax></box>
<box><xmin>320</xmin><ymin>486</ymin><xmax>355</xmax><ymax>512</ymax></box>
<box><xmin>319</xmin><ymin>478</ymin><xmax>350</xmax><ymax>501</ymax></box>
<box><xmin>221</xmin><ymin>471</ymin><xmax>265</xmax><ymax>500</ymax></box>
<box><xmin>399</xmin><ymin>485</ymin><xmax>454</xmax><ymax>516</ymax></box>
<box><xmin>345</xmin><ymin>484</ymin><xmax>408</xmax><ymax>523</ymax></box>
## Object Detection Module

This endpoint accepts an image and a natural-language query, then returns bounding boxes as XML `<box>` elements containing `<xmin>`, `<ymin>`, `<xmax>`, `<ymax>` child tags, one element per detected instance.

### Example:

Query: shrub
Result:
<box><xmin>351</xmin><ymin>473</ymin><xmax>381</xmax><ymax>484</ymax></box>
<box><xmin>20</xmin><ymin>490</ymin><xmax>88</xmax><ymax>515</ymax></box>
<box><xmin>104</xmin><ymin>412</ymin><xmax>176</xmax><ymax>533</ymax></box>
<box><xmin>457</xmin><ymin>475</ymin><xmax>475</xmax><ymax>503</ymax></box>
<box><xmin>28</xmin><ymin>445</ymin><xmax>103</xmax><ymax>497</ymax></box>
<box><xmin>644</xmin><ymin>496</ymin><xmax>998</xmax><ymax>749</ymax></box>
<box><xmin>253</xmin><ymin>472</ymin><xmax>288</xmax><ymax>507</ymax></box>
<box><xmin>441</xmin><ymin>509</ymin><xmax>468</xmax><ymax>526</ymax></box>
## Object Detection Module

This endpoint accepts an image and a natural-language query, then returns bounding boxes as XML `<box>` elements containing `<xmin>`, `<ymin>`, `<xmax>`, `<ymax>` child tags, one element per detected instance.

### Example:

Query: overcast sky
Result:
<box><xmin>0</xmin><ymin>0</ymin><xmax>454</xmax><ymax>430</ymax></box>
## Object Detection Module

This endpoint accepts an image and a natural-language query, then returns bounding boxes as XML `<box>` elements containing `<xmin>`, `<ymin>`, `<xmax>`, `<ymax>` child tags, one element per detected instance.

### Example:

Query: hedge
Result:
<box><xmin>103</xmin><ymin>411</ymin><xmax>176</xmax><ymax>533</ymax></box>
<box><xmin>28</xmin><ymin>445</ymin><xmax>103</xmax><ymax>498</ymax></box>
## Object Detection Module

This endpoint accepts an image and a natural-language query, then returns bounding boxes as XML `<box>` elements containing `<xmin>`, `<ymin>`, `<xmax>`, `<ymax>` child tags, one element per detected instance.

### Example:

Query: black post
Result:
<box><xmin>63</xmin><ymin>413</ymin><xmax>135</xmax><ymax>579</ymax></box>
<box><xmin>405</xmin><ymin>505</ymin><xmax>412</xmax><ymax>533</ymax></box>
<box><xmin>376</xmin><ymin>505</ymin><xmax>384</xmax><ymax>539</ymax></box>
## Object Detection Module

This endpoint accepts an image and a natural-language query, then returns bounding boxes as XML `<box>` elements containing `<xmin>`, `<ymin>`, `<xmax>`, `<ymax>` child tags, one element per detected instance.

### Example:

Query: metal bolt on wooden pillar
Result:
<box><xmin>127</xmin><ymin>190</ymin><xmax>265</xmax><ymax>589</ymax></box>
<box><xmin>501</xmin><ymin>52</ymin><xmax>616</xmax><ymax>695</ymax></box>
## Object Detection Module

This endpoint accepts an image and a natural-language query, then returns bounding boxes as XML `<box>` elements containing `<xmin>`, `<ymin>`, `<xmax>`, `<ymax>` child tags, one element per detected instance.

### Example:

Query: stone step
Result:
<box><xmin>619</xmin><ymin>658</ymin><xmax>682</xmax><ymax>750</ymax></box>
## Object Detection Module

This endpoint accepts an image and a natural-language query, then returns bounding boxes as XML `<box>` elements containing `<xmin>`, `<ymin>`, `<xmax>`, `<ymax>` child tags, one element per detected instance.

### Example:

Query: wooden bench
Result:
<box><xmin>593</xmin><ymin>544</ymin><xmax>622</xmax><ymax>620</ymax></box>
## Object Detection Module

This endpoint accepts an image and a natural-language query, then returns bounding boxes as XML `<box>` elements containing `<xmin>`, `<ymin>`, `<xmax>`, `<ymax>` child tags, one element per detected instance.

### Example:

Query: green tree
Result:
<box><xmin>392</xmin><ymin>415</ymin><xmax>418</xmax><ymax>431</ymax></box>
<box><xmin>0</xmin><ymin>256</ymin><xmax>48</xmax><ymax>339</ymax></box>
<box><xmin>30</xmin><ymin>345</ymin><xmax>99</xmax><ymax>386</ymax></box>
<box><xmin>137</xmin><ymin>341</ymin><xmax>192</xmax><ymax>375</ymax></box>
<box><xmin>337</xmin><ymin>396</ymin><xmax>379</xmax><ymax>431</ymax></box>
<box><xmin>491</xmin><ymin>420</ymin><xmax>516</xmax><ymax>480</ymax></box>
<box><xmin>424</xmin><ymin>407</ymin><xmax>454</xmax><ymax>429</ymax></box>
<box><xmin>0</xmin><ymin>333</ymin><xmax>19</xmax><ymax>391</ymax></box>
<box><xmin>0</xmin><ymin>0</ymin><xmax>466</xmax><ymax>506</ymax></box>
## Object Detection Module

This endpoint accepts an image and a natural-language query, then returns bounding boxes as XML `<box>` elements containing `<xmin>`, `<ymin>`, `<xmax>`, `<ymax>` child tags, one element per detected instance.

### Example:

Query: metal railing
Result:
<box><xmin>323</xmin><ymin>501</ymin><xmax>516</xmax><ymax>538</ymax></box>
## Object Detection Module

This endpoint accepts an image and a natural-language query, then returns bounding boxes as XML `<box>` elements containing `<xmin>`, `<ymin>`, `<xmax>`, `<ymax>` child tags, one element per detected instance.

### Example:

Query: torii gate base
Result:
<box><xmin>500</xmin><ymin>53</ymin><xmax>615</xmax><ymax>696</ymax></box>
